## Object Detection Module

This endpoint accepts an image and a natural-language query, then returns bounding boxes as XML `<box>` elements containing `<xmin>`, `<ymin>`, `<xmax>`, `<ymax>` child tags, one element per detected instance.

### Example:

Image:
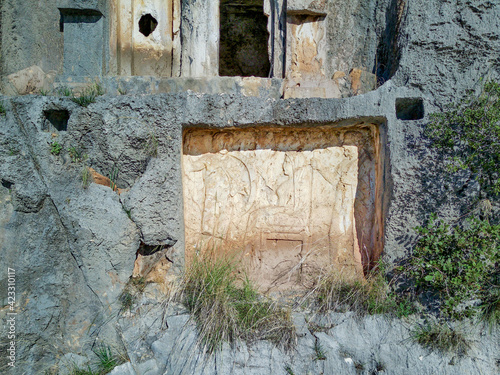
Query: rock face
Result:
<box><xmin>0</xmin><ymin>0</ymin><xmax>499</xmax><ymax>374</ymax></box>
<box><xmin>111</xmin><ymin>299</ymin><xmax>500</xmax><ymax>375</ymax></box>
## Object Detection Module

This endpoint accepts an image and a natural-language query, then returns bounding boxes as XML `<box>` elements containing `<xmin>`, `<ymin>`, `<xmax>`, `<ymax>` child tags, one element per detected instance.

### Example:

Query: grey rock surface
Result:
<box><xmin>114</xmin><ymin>300</ymin><xmax>500</xmax><ymax>375</ymax></box>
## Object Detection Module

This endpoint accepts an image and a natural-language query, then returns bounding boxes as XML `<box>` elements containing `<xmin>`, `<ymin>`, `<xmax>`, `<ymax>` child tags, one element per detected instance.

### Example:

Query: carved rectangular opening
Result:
<box><xmin>182</xmin><ymin>125</ymin><xmax>383</xmax><ymax>291</ymax></box>
<box><xmin>396</xmin><ymin>98</ymin><xmax>424</xmax><ymax>120</ymax></box>
<box><xmin>59</xmin><ymin>9</ymin><xmax>104</xmax><ymax>79</ymax></box>
<box><xmin>219</xmin><ymin>0</ymin><xmax>270</xmax><ymax>77</ymax></box>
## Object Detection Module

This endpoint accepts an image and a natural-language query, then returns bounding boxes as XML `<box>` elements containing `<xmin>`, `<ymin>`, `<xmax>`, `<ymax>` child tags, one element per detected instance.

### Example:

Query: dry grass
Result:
<box><xmin>306</xmin><ymin>265</ymin><xmax>415</xmax><ymax>317</ymax></box>
<box><xmin>180</xmin><ymin>253</ymin><xmax>296</xmax><ymax>353</ymax></box>
<box><xmin>310</xmin><ymin>267</ymin><xmax>388</xmax><ymax>314</ymax></box>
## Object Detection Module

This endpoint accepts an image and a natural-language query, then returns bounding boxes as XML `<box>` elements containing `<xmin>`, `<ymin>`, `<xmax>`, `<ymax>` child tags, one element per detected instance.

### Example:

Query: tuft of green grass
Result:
<box><xmin>39</xmin><ymin>88</ymin><xmax>50</xmax><ymax>96</ymax></box>
<box><xmin>313</xmin><ymin>339</ymin><xmax>327</xmax><ymax>361</ymax></box>
<box><xmin>71</xmin><ymin>82</ymin><xmax>105</xmax><ymax>107</ymax></box>
<box><xmin>82</xmin><ymin>165</ymin><xmax>93</xmax><ymax>189</ymax></box>
<box><xmin>109</xmin><ymin>166</ymin><xmax>119</xmax><ymax>192</ymax></box>
<box><xmin>411</xmin><ymin>320</ymin><xmax>471</xmax><ymax>355</ymax></box>
<box><xmin>73</xmin><ymin>345</ymin><xmax>123</xmax><ymax>375</ymax></box>
<box><xmin>93</xmin><ymin>345</ymin><xmax>118</xmax><ymax>374</ymax></box>
<box><xmin>57</xmin><ymin>86</ymin><xmax>73</xmax><ymax>97</ymax></box>
<box><xmin>284</xmin><ymin>364</ymin><xmax>295</xmax><ymax>375</ymax></box>
<box><xmin>479</xmin><ymin>280</ymin><xmax>500</xmax><ymax>330</ymax></box>
<box><xmin>0</xmin><ymin>102</ymin><xmax>6</xmax><ymax>115</ymax></box>
<box><xmin>51</xmin><ymin>141</ymin><xmax>63</xmax><ymax>155</ymax></box>
<box><xmin>119</xmin><ymin>276</ymin><xmax>147</xmax><ymax>312</ymax></box>
<box><xmin>181</xmin><ymin>253</ymin><xmax>296</xmax><ymax>354</ymax></box>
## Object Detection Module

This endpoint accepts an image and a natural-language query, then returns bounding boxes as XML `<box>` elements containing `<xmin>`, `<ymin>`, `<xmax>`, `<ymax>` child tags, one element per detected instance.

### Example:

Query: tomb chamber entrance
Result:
<box><xmin>182</xmin><ymin>125</ymin><xmax>384</xmax><ymax>291</ymax></box>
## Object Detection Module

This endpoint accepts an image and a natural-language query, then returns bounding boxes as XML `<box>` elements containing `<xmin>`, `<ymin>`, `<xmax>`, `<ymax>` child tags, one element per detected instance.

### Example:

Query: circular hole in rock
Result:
<box><xmin>139</xmin><ymin>14</ymin><xmax>158</xmax><ymax>37</ymax></box>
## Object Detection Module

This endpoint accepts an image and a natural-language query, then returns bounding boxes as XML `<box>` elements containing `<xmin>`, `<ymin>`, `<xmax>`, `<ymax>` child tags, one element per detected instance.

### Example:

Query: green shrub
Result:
<box><xmin>181</xmin><ymin>254</ymin><xmax>296</xmax><ymax>353</ymax></box>
<box><xmin>426</xmin><ymin>80</ymin><xmax>500</xmax><ymax>196</ymax></box>
<box><xmin>50</xmin><ymin>141</ymin><xmax>62</xmax><ymax>155</ymax></box>
<box><xmin>407</xmin><ymin>214</ymin><xmax>499</xmax><ymax>319</ymax></box>
<box><xmin>411</xmin><ymin>320</ymin><xmax>470</xmax><ymax>355</ymax></box>
<box><xmin>0</xmin><ymin>102</ymin><xmax>6</xmax><ymax>115</ymax></box>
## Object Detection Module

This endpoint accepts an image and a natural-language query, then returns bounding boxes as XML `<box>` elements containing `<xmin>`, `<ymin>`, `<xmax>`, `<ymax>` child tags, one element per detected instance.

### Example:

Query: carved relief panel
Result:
<box><xmin>183</xmin><ymin>125</ymin><xmax>383</xmax><ymax>291</ymax></box>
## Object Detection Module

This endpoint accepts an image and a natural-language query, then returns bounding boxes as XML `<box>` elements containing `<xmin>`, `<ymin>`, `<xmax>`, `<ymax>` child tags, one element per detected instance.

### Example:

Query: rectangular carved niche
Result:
<box><xmin>60</xmin><ymin>9</ymin><xmax>104</xmax><ymax>79</ymax></box>
<box><xmin>182</xmin><ymin>125</ymin><xmax>383</xmax><ymax>291</ymax></box>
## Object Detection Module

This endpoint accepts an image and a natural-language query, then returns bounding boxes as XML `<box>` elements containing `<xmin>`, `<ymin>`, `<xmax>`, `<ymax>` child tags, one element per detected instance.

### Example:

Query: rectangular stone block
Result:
<box><xmin>287</xmin><ymin>0</ymin><xmax>327</xmax><ymax>16</ymax></box>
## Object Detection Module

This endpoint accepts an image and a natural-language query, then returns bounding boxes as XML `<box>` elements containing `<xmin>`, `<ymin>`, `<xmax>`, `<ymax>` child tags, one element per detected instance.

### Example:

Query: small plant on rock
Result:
<box><xmin>81</xmin><ymin>164</ymin><xmax>93</xmax><ymax>189</ymax></box>
<box><xmin>50</xmin><ymin>140</ymin><xmax>63</xmax><ymax>155</ymax></box>
<box><xmin>119</xmin><ymin>276</ymin><xmax>147</xmax><ymax>312</ymax></box>
<box><xmin>109</xmin><ymin>166</ymin><xmax>119</xmax><ymax>192</ymax></box>
<box><xmin>145</xmin><ymin>131</ymin><xmax>159</xmax><ymax>157</ymax></box>
<box><xmin>68</xmin><ymin>146</ymin><xmax>85</xmax><ymax>163</ymax></box>
<box><xmin>0</xmin><ymin>102</ymin><xmax>6</xmax><ymax>115</ymax></box>
<box><xmin>313</xmin><ymin>339</ymin><xmax>327</xmax><ymax>361</ymax></box>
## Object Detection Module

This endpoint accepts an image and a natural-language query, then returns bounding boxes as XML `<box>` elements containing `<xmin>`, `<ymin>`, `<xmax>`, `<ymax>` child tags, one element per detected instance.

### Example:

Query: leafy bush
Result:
<box><xmin>403</xmin><ymin>81</ymin><xmax>500</xmax><ymax>324</ymax></box>
<box><xmin>181</xmin><ymin>254</ymin><xmax>296</xmax><ymax>353</ymax></box>
<box><xmin>407</xmin><ymin>214</ymin><xmax>499</xmax><ymax>319</ymax></box>
<box><xmin>426</xmin><ymin>80</ymin><xmax>500</xmax><ymax>196</ymax></box>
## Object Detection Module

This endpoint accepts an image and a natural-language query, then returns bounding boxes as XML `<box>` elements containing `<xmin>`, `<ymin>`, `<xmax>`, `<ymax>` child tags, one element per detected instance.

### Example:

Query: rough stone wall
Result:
<box><xmin>0</xmin><ymin>0</ymin><xmax>499</xmax><ymax>374</ymax></box>
<box><xmin>0</xmin><ymin>0</ymin><xmax>65</xmax><ymax>77</ymax></box>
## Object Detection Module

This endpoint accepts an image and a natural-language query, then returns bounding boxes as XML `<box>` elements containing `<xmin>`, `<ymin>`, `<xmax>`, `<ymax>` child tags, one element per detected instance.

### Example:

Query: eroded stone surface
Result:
<box><xmin>183</xmin><ymin>125</ymin><xmax>383</xmax><ymax>289</ymax></box>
